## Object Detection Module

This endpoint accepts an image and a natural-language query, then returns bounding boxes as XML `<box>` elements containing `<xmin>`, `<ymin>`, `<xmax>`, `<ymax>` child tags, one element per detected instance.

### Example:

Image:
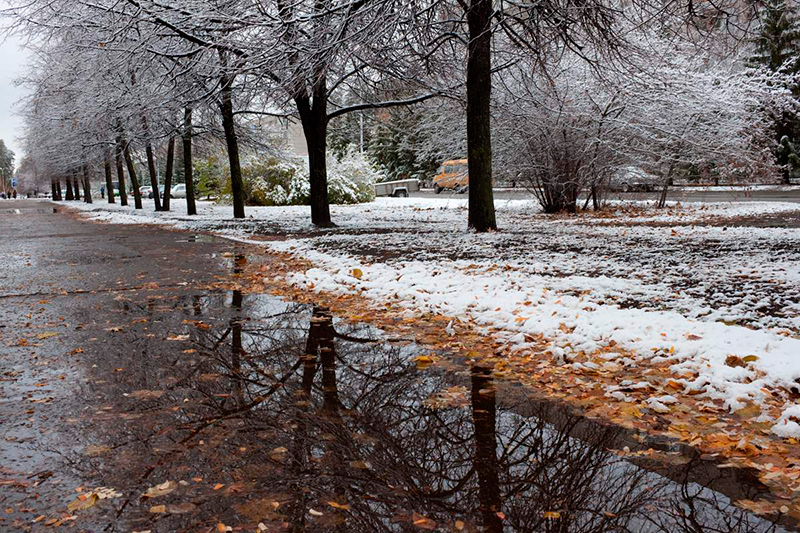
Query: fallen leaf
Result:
<box><xmin>412</xmin><ymin>512</ymin><xmax>436</xmax><ymax>530</ymax></box>
<box><xmin>67</xmin><ymin>493</ymin><xmax>98</xmax><ymax>512</ymax></box>
<box><xmin>143</xmin><ymin>481</ymin><xmax>177</xmax><ymax>498</ymax></box>
<box><xmin>352</xmin><ymin>268</ymin><xmax>363</xmax><ymax>279</ymax></box>
<box><xmin>328</xmin><ymin>501</ymin><xmax>350</xmax><ymax>510</ymax></box>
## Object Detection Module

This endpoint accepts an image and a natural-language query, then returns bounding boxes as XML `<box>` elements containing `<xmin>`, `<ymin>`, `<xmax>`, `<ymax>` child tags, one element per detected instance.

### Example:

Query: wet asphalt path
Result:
<box><xmin>0</xmin><ymin>200</ymin><xmax>245</xmax><ymax>531</ymax></box>
<box><xmin>0</xmin><ymin>200</ymin><xmax>795</xmax><ymax>533</ymax></box>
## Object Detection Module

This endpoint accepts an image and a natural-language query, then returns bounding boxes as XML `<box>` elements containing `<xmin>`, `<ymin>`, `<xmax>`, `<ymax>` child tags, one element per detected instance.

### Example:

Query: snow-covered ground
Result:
<box><xmin>64</xmin><ymin>197</ymin><xmax>800</xmax><ymax>435</ymax></box>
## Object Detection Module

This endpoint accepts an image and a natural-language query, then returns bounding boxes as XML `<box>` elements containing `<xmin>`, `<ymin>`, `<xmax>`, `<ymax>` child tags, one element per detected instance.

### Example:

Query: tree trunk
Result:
<box><xmin>104</xmin><ymin>149</ymin><xmax>115</xmax><ymax>204</ymax></box>
<box><xmin>64</xmin><ymin>176</ymin><xmax>74</xmax><ymax>201</ymax></box>
<box><xmin>82</xmin><ymin>165</ymin><xmax>92</xmax><ymax>203</ymax></box>
<box><xmin>115</xmin><ymin>135</ymin><xmax>129</xmax><ymax>207</ymax></box>
<box><xmin>466</xmin><ymin>0</ymin><xmax>497</xmax><ymax>232</ymax></box>
<box><xmin>50</xmin><ymin>179</ymin><xmax>57</xmax><ymax>200</ymax></box>
<box><xmin>297</xmin><ymin>78</ymin><xmax>332</xmax><ymax>226</ymax></box>
<box><xmin>72</xmin><ymin>175</ymin><xmax>81</xmax><ymax>201</ymax></box>
<box><xmin>183</xmin><ymin>107</ymin><xmax>197</xmax><ymax>216</ymax></box>
<box><xmin>219</xmin><ymin>71</ymin><xmax>246</xmax><ymax>219</ymax></box>
<box><xmin>162</xmin><ymin>136</ymin><xmax>175</xmax><ymax>211</ymax></box>
<box><xmin>657</xmin><ymin>163</ymin><xmax>675</xmax><ymax>209</ymax></box>
<box><xmin>123</xmin><ymin>141</ymin><xmax>143</xmax><ymax>209</ymax></box>
<box><xmin>141</xmin><ymin>116</ymin><xmax>163</xmax><ymax>211</ymax></box>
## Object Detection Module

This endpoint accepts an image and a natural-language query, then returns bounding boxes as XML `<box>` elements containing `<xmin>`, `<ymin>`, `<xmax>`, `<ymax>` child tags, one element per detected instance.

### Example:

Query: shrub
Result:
<box><xmin>240</xmin><ymin>148</ymin><xmax>378</xmax><ymax>206</ymax></box>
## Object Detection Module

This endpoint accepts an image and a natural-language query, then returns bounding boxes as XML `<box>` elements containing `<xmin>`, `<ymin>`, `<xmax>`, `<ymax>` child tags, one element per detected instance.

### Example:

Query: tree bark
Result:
<box><xmin>183</xmin><ymin>107</ymin><xmax>197</xmax><ymax>216</ymax></box>
<box><xmin>64</xmin><ymin>176</ymin><xmax>74</xmax><ymax>201</ymax></box>
<box><xmin>115</xmin><ymin>135</ymin><xmax>129</xmax><ymax>207</ymax></box>
<box><xmin>122</xmin><ymin>141</ymin><xmax>143</xmax><ymax>209</ymax></box>
<box><xmin>657</xmin><ymin>162</ymin><xmax>675</xmax><ymax>209</ymax></box>
<box><xmin>162</xmin><ymin>136</ymin><xmax>175</xmax><ymax>211</ymax></box>
<box><xmin>141</xmin><ymin>116</ymin><xmax>163</xmax><ymax>211</ymax></box>
<box><xmin>72</xmin><ymin>174</ymin><xmax>81</xmax><ymax>201</ymax></box>
<box><xmin>466</xmin><ymin>0</ymin><xmax>497</xmax><ymax>232</ymax></box>
<box><xmin>219</xmin><ymin>68</ymin><xmax>246</xmax><ymax>219</ymax></box>
<box><xmin>104</xmin><ymin>149</ymin><xmax>115</xmax><ymax>204</ymax></box>
<box><xmin>82</xmin><ymin>164</ymin><xmax>92</xmax><ymax>203</ymax></box>
<box><xmin>50</xmin><ymin>179</ymin><xmax>57</xmax><ymax>200</ymax></box>
<box><xmin>297</xmin><ymin>78</ymin><xmax>332</xmax><ymax>227</ymax></box>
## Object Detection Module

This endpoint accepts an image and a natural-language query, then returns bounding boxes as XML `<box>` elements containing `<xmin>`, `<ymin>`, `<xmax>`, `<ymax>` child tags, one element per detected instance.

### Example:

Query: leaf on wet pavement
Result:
<box><xmin>411</xmin><ymin>512</ymin><xmax>436</xmax><ymax>530</ymax></box>
<box><xmin>129</xmin><ymin>390</ymin><xmax>165</xmax><ymax>400</ymax></box>
<box><xmin>84</xmin><ymin>444</ymin><xmax>110</xmax><ymax>457</ymax></box>
<box><xmin>67</xmin><ymin>492</ymin><xmax>98</xmax><ymax>512</ymax></box>
<box><xmin>327</xmin><ymin>501</ymin><xmax>350</xmax><ymax>510</ymax></box>
<box><xmin>143</xmin><ymin>480</ymin><xmax>178</xmax><ymax>498</ymax></box>
<box><xmin>36</xmin><ymin>332</ymin><xmax>58</xmax><ymax>340</ymax></box>
<box><xmin>348</xmin><ymin>460</ymin><xmax>370</xmax><ymax>470</ymax></box>
<box><xmin>543</xmin><ymin>511</ymin><xmax>562</xmax><ymax>520</ymax></box>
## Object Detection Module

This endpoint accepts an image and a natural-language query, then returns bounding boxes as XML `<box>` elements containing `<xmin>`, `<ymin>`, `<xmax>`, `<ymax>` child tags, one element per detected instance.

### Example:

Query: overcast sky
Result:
<box><xmin>0</xmin><ymin>33</ymin><xmax>31</xmax><ymax>164</ymax></box>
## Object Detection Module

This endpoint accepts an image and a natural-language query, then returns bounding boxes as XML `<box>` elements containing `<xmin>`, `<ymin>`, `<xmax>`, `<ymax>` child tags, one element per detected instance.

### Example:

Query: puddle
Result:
<box><xmin>176</xmin><ymin>234</ymin><xmax>217</xmax><ymax>243</ymax></box>
<box><xmin>0</xmin><ymin>208</ymin><xmax>57</xmax><ymax>214</ymax></box>
<box><xmin>66</xmin><ymin>286</ymin><xmax>793</xmax><ymax>532</ymax></box>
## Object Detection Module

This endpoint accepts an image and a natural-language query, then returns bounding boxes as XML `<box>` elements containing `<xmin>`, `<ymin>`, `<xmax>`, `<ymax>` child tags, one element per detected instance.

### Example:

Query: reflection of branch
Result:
<box><xmin>333</xmin><ymin>331</ymin><xmax>380</xmax><ymax>344</ymax></box>
<box><xmin>178</xmin><ymin>358</ymin><xmax>303</xmax><ymax>443</ymax></box>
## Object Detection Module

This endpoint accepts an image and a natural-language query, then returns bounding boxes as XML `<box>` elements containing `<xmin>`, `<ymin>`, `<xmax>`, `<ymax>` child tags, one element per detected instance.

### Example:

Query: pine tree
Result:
<box><xmin>750</xmin><ymin>0</ymin><xmax>800</xmax><ymax>182</ymax></box>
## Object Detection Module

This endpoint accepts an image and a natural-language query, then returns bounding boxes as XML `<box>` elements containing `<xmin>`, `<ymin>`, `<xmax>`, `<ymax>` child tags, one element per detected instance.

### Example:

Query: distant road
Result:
<box><xmin>411</xmin><ymin>187</ymin><xmax>800</xmax><ymax>204</ymax></box>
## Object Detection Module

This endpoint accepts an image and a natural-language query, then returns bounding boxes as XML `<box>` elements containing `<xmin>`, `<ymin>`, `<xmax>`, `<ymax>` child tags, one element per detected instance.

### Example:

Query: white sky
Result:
<box><xmin>0</xmin><ymin>32</ymin><xmax>31</xmax><ymax>163</ymax></box>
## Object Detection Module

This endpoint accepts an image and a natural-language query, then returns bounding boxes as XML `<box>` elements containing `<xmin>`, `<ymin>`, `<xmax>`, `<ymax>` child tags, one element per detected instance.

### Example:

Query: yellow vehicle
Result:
<box><xmin>432</xmin><ymin>159</ymin><xmax>469</xmax><ymax>194</ymax></box>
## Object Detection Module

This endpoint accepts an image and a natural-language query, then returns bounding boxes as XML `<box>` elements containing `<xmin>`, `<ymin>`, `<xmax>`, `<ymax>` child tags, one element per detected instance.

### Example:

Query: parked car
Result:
<box><xmin>609</xmin><ymin>167</ymin><xmax>661</xmax><ymax>192</ymax></box>
<box><xmin>170</xmin><ymin>184</ymin><xmax>187</xmax><ymax>198</ymax></box>
<box><xmin>139</xmin><ymin>186</ymin><xmax>153</xmax><ymax>198</ymax></box>
<box><xmin>374</xmin><ymin>179</ymin><xmax>420</xmax><ymax>197</ymax></box>
<box><xmin>148</xmin><ymin>185</ymin><xmax>168</xmax><ymax>199</ymax></box>
<box><xmin>433</xmin><ymin>159</ymin><xmax>469</xmax><ymax>194</ymax></box>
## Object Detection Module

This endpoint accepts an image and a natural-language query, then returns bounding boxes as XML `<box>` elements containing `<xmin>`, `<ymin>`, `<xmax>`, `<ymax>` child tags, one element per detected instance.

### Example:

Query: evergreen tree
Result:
<box><xmin>0</xmin><ymin>140</ymin><xmax>16</xmax><ymax>192</ymax></box>
<box><xmin>749</xmin><ymin>0</ymin><xmax>800</xmax><ymax>182</ymax></box>
<box><xmin>367</xmin><ymin>107</ymin><xmax>439</xmax><ymax>183</ymax></box>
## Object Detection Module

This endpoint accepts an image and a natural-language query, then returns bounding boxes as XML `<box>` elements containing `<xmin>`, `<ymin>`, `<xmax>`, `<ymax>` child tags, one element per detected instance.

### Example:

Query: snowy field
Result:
<box><xmin>63</xmin><ymin>197</ymin><xmax>800</xmax><ymax>436</ymax></box>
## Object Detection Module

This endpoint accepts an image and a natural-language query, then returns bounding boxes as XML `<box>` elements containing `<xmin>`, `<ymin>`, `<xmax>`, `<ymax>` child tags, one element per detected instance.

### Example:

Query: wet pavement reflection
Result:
<box><xmin>66</xmin><ymin>276</ymin><xmax>790</xmax><ymax>532</ymax></box>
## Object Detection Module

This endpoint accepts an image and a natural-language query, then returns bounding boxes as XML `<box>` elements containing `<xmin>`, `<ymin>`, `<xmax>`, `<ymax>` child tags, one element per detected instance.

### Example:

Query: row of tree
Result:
<box><xmin>5</xmin><ymin>0</ymin><xmax>798</xmax><ymax>227</ymax></box>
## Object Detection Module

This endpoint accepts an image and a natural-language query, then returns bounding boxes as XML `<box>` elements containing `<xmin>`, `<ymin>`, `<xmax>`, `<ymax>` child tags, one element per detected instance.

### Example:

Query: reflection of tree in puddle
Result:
<box><xmin>183</xmin><ymin>296</ymin><xmax>783</xmax><ymax>533</ymax></box>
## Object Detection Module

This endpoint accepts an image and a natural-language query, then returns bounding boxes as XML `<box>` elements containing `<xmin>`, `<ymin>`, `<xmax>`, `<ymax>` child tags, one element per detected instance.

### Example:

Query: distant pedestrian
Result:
<box><xmin>12</xmin><ymin>190</ymin><xmax>17</xmax><ymax>199</ymax></box>
<box><xmin>100</xmin><ymin>185</ymin><xmax>105</xmax><ymax>198</ymax></box>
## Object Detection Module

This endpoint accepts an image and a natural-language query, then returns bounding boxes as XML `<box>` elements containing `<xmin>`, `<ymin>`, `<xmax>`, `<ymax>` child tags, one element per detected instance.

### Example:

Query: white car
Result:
<box><xmin>170</xmin><ymin>184</ymin><xmax>187</xmax><ymax>198</ymax></box>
